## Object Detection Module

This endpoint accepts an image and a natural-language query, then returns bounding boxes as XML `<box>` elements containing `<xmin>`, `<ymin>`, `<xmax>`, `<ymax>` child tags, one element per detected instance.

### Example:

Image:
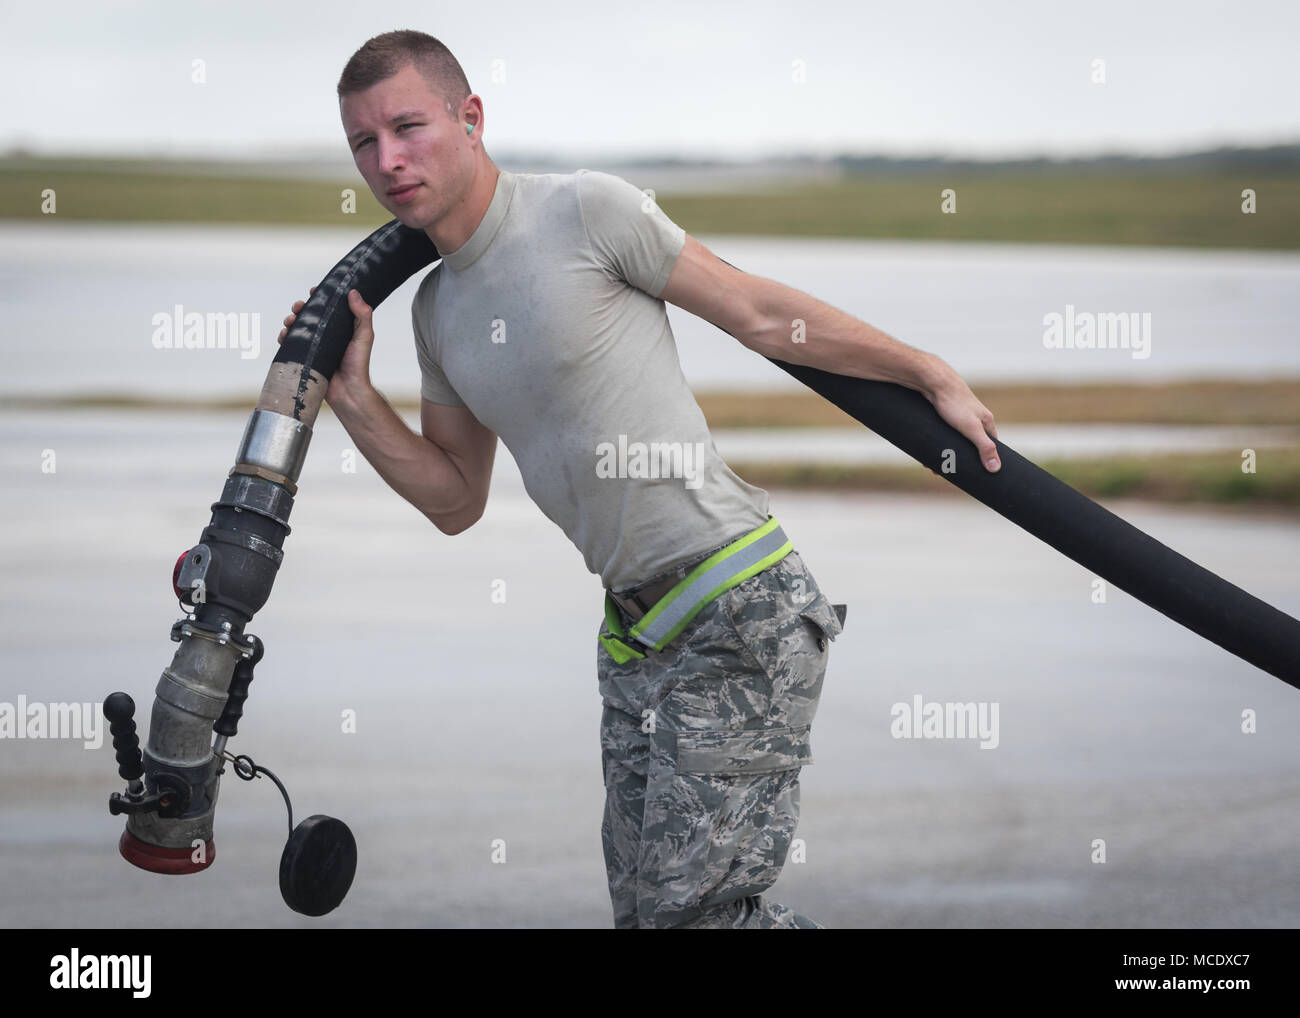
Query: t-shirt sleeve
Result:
<box><xmin>411</xmin><ymin>290</ymin><xmax>466</xmax><ymax>408</ymax></box>
<box><xmin>576</xmin><ymin>169</ymin><xmax>687</xmax><ymax>298</ymax></box>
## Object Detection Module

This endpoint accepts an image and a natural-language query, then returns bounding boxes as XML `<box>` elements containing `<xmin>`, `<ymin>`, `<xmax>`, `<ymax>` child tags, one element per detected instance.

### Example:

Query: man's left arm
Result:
<box><xmin>659</xmin><ymin>234</ymin><xmax>1002</xmax><ymax>472</ymax></box>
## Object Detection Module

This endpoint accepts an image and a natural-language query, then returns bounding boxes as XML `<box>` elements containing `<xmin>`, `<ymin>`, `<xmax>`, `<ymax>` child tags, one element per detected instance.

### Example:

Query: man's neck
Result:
<box><xmin>426</xmin><ymin>159</ymin><xmax>501</xmax><ymax>254</ymax></box>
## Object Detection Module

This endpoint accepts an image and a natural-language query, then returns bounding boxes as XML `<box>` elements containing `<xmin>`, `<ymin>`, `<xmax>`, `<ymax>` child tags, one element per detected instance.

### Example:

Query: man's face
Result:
<box><xmin>340</xmin><ymin>62</ymin><xmax>472</xmax><ymax>229</ymax></box>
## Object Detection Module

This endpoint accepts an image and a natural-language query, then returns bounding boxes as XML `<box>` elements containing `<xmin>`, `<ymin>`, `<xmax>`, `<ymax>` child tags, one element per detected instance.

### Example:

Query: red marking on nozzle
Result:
<box><xmin>119</xmin><ymin>829</ymin><xmax>214</xmax><ymax>874</ymax></box>
<box><xmin>172</xmin><ymin>551</ymin><xmax>188</xmax><ymax>600</ymax></box>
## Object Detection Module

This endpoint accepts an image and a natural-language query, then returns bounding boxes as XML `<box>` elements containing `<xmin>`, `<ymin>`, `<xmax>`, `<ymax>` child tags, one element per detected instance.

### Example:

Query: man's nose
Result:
<box><xmin>376</xmin><ymin>136</ymin><xmax>405</xmax><ymax>175</ymax></box>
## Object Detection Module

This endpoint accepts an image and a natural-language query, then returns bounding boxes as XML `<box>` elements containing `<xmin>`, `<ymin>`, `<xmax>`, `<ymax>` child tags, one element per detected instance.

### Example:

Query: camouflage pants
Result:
<box><xmin>596</xmin><ymin>549</ymin><xmax>844</xmax><ymax>929</ymax></box>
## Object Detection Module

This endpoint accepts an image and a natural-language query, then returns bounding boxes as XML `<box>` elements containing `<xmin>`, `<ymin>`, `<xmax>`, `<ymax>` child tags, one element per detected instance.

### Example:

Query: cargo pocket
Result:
<box><xmin>659</xmin><ymin>725</ymin><xmax>812</xmax><ymax>919</ymax></box>
<box><xmin>676</xmin><ymin>723</ymin><xmax>814</xmax><ymax>775</ymax></box>
<box><xmin>798</xmin><ymin>593</ymin><xmax>844</xmax><ymax>652</ymax></box>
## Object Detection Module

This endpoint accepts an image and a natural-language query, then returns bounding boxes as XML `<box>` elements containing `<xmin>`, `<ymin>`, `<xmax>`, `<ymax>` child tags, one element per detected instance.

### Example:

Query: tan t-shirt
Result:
<box><xmin>411</xmin><ymin>168</ymin><xmax>771</xmax><ymax>590</ymax></box>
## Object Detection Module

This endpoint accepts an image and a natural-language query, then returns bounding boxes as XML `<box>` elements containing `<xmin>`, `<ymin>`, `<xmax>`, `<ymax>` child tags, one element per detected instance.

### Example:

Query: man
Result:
<box><xmin>279</xmin><ymin>30</ymin><xmax>1001</xmax><ymax>928</ymax></box>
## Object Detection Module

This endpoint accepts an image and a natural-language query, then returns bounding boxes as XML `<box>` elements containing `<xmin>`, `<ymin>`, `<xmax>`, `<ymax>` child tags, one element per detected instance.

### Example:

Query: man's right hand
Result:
<box><xmin>276</xmin><ymin>285</ymin><xmax>376</xmax><ymax>410</ymax></box>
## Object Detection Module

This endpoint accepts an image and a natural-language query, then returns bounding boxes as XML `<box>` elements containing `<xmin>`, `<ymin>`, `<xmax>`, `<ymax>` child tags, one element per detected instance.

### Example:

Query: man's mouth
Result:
<box><xmin>387</xmin><ymin>183</ymin><xmax>421</xmax><ymax>204</ymax></box>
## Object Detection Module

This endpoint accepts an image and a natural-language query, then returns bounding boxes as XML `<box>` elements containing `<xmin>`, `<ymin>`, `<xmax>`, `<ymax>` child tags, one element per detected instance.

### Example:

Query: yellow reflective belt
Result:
<box><xmin>599</xmin><ymin>515</ymin><xmax>793</xmax><ymax>660</ymax></box>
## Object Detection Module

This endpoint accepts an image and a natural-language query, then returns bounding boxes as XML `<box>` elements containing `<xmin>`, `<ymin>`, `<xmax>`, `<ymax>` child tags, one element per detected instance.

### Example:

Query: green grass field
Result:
<box><xmin>706</xmin><ymin>379</ymin><xmax>1300</xmax><ymax>510</ymax></box>
<box><xmin>0</xmin><ymin>163</ymin><xmax>388</xmax><ymax>226</ymax></box>
<box><xmin>727</xmin><ymin>447</ymin><xmax>1300</xmax><ymax>512</ymax></box>
<box><xmin>4</xmin><ymin>157</ymin><xmax>1295</xmax><ymax>507</ymax></box>
<box><xmin>17</xmin><ymin>379</ymin><xmax>1299</xmax><ymax>426</ymax></box>
<box><xmin>2</xmin><ymin>156</ymin><xmax>1297</xmax><ymax>247</ymax></box>
<box><xmin>694</xmin><ymin>380</ymin><xmax>1300</xmax><ymax>428</ymax></box>
<box><xmin>660</xmin><ymin>172</ymin><xmax>1300</xmax><ymax>249</ymax></box>
<box><xmin>11</xmin><ymin>380</ymin><xmax>1297</xmax><ymax>508</ymax></box>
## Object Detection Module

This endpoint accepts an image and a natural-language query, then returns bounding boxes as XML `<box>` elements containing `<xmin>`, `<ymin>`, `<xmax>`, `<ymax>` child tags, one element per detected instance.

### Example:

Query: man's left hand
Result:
<box><xmin>923</xmin><ymin>359</ymin><xmax>1001</xmax><ymax>472</ymax></box>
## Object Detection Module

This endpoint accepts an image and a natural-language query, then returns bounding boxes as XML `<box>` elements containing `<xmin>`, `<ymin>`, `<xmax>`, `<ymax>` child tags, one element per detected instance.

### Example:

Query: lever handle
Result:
<box><xmin>214</xmin><ymin>634</ymin><xmax>263</xmax><ymax>738</ymax></box>
<box><xmin>103</xmin><ymin>692</ymin><xmax>143</xmax><ymax>782</ymax></box>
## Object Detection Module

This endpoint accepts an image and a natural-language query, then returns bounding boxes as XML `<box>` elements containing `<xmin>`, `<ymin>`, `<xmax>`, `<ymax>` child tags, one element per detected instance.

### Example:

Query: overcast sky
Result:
<box><xmin>3</xmin><ymin>0</ymin><xmax>1298</xmax><ymax>162</ymax></box>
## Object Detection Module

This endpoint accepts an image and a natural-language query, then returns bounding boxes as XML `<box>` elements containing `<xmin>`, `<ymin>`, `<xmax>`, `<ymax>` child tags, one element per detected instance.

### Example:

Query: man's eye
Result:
<box><xmin>354</xmin><ymin>124</ymin><xmax>420</xmax><ymax>152</ymax></box>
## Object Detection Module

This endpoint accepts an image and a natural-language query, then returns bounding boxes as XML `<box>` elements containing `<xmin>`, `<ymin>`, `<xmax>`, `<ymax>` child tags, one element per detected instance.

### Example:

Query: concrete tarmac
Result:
<box><xmin>1</xmin><ymin>408</ymin><xmax>1297</xmax><ymax>927</ymax></box>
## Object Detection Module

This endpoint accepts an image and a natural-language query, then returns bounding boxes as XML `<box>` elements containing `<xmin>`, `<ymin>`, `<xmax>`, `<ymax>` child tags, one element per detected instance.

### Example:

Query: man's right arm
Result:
<box><xmin>329</xmin><ymin>385</ymin><xmax>497</xmax><ymax>535</ymax></box>
<box><xmin>277</xmin><ymin>286</ymin><xmax>496</xmax><ymax>535</ymax></box>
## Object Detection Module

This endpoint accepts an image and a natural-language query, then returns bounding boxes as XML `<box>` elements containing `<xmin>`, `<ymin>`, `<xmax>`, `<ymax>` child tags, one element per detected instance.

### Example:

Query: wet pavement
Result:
<box><xmin>1</xmin><ymin>408</ymin><xmax>1297</xmax><ymax>928</ymax></box>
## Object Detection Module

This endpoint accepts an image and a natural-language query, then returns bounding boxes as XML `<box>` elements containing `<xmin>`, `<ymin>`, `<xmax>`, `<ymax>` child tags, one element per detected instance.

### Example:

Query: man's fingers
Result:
<box><xmin>970</xmin><ymin>421</ymin><xmax>1000</xmax><ymax>471</ymax></box>
<box><xmin>348</xmin><ymin>288</ymin><xmax>373</xmax><ymax>320</ymax></box>
<box><xmin>932</xmin><ymin>372</ymin><xmax>1001</xmax><ymax>472</ymax></box>
<box><xmin>277</xmin><ymin>289</ymin><xmax>318</xmax><ymax>344</ymax></box>
<box><xmin>347</xmin><ymin>289</ymin><xmax>375</xmax><ymax>345</ymax></box>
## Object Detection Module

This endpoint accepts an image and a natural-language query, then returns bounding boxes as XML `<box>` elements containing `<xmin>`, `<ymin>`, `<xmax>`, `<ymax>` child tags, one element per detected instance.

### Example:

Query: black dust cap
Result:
<box><xmin>279</xmin><ymin>814</ymin><xmax>357</xmax><ymax>917</ymax></box>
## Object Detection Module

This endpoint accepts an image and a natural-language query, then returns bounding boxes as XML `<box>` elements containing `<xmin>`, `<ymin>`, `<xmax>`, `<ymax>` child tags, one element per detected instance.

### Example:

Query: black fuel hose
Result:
<box><xmin>288</xmin><ymin>220</ymin><xmax>1299</xmax><ymax>687</ymax></box>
